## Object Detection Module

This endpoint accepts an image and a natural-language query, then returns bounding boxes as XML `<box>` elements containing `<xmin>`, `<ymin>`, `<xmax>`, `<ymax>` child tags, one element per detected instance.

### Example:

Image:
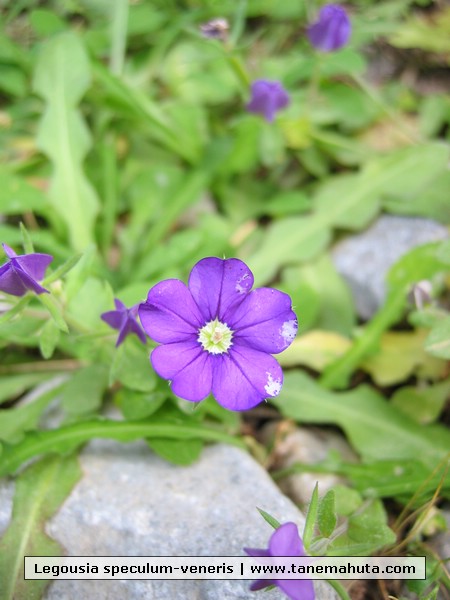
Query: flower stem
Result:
<box><xmin>327</xmin><ymin>579</ymin><xmax>352</xmax><ymax>600</ymax></box>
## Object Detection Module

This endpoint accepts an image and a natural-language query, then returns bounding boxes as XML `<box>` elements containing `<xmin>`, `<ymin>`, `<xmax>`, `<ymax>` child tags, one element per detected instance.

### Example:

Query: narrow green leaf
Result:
<box><xmin>0</xmin><ymin>418</ymin><xmax>245</xmax><ymax>477</ymax></box>
<box><xmin>37</xmin><ymin>294</ymin><xmax>69</xmax><ymax>333</ymax></box>
<box><xmin>0</xmin><ymin>296</ymin><xmax>32</xmax><ymax>326</ymax></box>
<box><xmin>0</xmin><ymin>374</ymin><xmax>54</xmax><ymax>406</ymax></box>
<box><xmin>303</xmin><ymin>483</ymin><xmax>319</xmax><ymax>550</ymax></box>
<box><xmin>19</xmin><ymin>223</ymin><xmax>34</xmax><ymax>254</ymax></box>
<box><xmin>256</xmin><ymin>508</ymin><xmax>281</xmax><ymax>530</ymax></box>
<box><xmin>39</xmin><ymin>319</ymin><xmax>60</xmax><ymax>359</ymax></box>
<box><xmin>42</xmin><ymin>253</ymin><xmax>81</xmax><ymax>286</ymax></box>
<box><xmin>0</xmin><ymin>454</ymin><xmax>81</xmax><ymax>600</ymax></box>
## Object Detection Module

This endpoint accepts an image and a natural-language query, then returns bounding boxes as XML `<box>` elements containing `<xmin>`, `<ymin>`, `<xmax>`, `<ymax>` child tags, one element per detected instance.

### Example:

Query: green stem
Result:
<box><xmin>320</xmin><ymin>286</ymin><xmax>407</xmax><ymax>389</ymax></box>
<box><xmin>327</xmin><ymin>579</ymin><xmax>352</xmax><ymax>600</ymax></box>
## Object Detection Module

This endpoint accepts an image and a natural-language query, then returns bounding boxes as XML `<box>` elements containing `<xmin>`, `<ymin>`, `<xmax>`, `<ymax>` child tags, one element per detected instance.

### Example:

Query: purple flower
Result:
<box><xmin>307</xmin><ymin>4</ymin><xmax>351</xmax><ymax>52</ymax></box>
<box><xmin>246</xmin><ymin>80</ymin><xmax>290</xmax><ymax>123</ymax></box>
<box><xmin>101</xmin><ymin>299</ymin><xmax>147</xmax><ymax>347</ymax></box>
<box><xmin>138</xmin><ymin>257</ymin><xmax>297</xmax><ymax>411</ymax></box>
<box><xmin>244</xmin><ymin>522</ymin><xmax>315</xmax><ymax>600</ymax></box>
<box><xmin>0</xmin><ymin>243</ymin><xmax>53</xmax><ymax>296</ymax></box>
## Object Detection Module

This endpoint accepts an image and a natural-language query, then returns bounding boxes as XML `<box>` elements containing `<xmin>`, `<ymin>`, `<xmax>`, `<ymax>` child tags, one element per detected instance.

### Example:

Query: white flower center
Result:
<box><xmin>198</xmin><ymin>318</ymin><xmax>233</xmax><ymax>354</ymax></box>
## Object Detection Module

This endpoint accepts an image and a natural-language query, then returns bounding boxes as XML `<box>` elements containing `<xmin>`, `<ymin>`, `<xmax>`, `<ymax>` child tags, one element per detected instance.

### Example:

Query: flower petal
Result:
<box><xmin>0</xmin><ymin>264</ymin><xmax>28</xmax><ymax>296</ymax></box>
<box><xmin>250</xmin><ymin>579</ymin><xmax>274</xmax><ymax>591</ymax></box>
<box><xmin>15</xmin><ymin>253</ymin><xmax>53</xmax><ymax>281</ymax></box>
<box><xmin>277</xmin><ymin>579</ymin><xmax>315</xmax><ymax>600</ymax></box>
<box><xmin>151</xmin><ymin>341</ymin><xmax>212</xmax><ymax>402</ymax></box>
<box><xmin>101</xmin><ymin>310</ymin><xmax>125</xmax><ymax>329</ymax></box>
<box><xmin>230</xmin><ymin>288</ymin><xmax>297</xmax><ymax>354</ymax></box>
<box><xmin>188</xmin><ymin>257</ymin><xmax>253</xmax><ymax>322</ymax></box>
<box><xmin>212</xmin><ymin>346</ymin><xmax>283</xmax><ymax>411</ymax></box>
<box><xmin>269</xmin><ymin>523</ymin><xmax>305</xmax><ymax>557</ymax></box>
<box><xmin>243</xmin><ymin>547</ymin><xmax>270</xmax><ymax>558</ymax></box>
<box><xmin>14</xmin><ymin>264</ymin><xmax>48</xmax><ymax>294</ymax></box>
<box><xmin>139</xmin><ymin>279</ymin><xmax>203</xmax><ymax>344</ymax></box>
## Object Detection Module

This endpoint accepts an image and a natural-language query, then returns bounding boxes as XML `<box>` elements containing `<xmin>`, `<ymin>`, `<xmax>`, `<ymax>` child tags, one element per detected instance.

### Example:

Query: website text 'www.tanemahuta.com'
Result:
<box><xmin>25</xmin><ymin>556</ymin><xmax>426</xmax><ymax>580</ymax></box>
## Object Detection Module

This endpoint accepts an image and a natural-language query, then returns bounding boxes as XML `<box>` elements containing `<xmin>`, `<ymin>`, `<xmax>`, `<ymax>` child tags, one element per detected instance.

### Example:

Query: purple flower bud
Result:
<box><xmin>246</xmin><ymin>80</ymin><xmax>290</xmax><ymax>123</ymax></box>
<box><xmin>244</xmin><ymin>522</ymin><xmax>315</xmax><ymax>600</ymax></box>
<box><xmin>307</xmin><ymin>4</ymin><xmax>351</xmax><ymax>52</ymax></box>
<box><xmin>101</xmin><ymin>299</ymin><xmax>147</xmax><ymax>347</ymax></box>
<box><xmin>0</xmin><ymin>243</ymin><xmax>53</xmax><ymax>296</ymax></box>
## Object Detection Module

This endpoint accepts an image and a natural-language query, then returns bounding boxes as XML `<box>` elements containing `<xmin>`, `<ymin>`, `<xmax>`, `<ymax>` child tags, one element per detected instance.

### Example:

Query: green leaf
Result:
<box><xmin>303</xmin><ymin>483</ymin><xmax>319</xmax><ymax>550</ymax></box>
<box><xmin>37</xmin><ymin>294</ymin><xmax>68</xmax><ymax>333</ymax></box>
<box><xmin>39</xmin><ymin>319</ymin><xmax>60</xmax><ymax>359</ymax></box>
<box><xmin>318</xmin><ymin>490</ymin><xmax>337</xmax><ymax>539</ymax></box>
<box><xmin>110</xmin><ymin>342</ymin><xmax>155</xmax><ymax>392</ymax></box>
<box><xmin>115</xmin><ymin>389</ymin><xmax>166</xmax><ymax>420</ymax></box>
<box><xmin>0</xmin><ymin>454</ymin><xmax>81</xmax><ymax>600</ymax></box>
<box><xmin>60</xmin><ymin>365</ymin><xmax>108</xmax><ymax>417</ymax></box>
<box><xmin>325</xmin><ymin>486</ymin><xmax>396</xmax><ymax>556</ymax></box>
<box><xmin>425</xmin><ymin>316</ymin><xmax>450</xmax><ymax>360</ymax></box>
<box><xmin>33</xmin><ymin>32</ymin><xmax>99</xmax><ymax>251</ymax></box>
<box><xmin>0</xmin><ymin>168</ymin><xmax>48</xmax><ymax>216</ymax></box>
<box><xmin>248</xmin><ymin>214</ymin><xmax>331</xmax><ymax>285</ymax></box>
<box><xmin>256</xmin><ymin>508</ymin><xmax>281</xmax><ymax>530</ymax></box>
<box><xmin>391</xmin><ymin>380</ymin><xmax>450</xmax><ymax>425</ymax></box>
<box><xmin>0</xmin><ymin>380</ymin><xmax>65</xmax><ymax>444</ymax></box>
<box><xmin>0</xmin><ymin>418</ymin><xmax>245</xmax><ymax>477</ymax></box>
<box><xmin>19</xmin><ymin>223</ymin><xmax>34</xmax><ymax>254</ymax></box>
<box><xmin>0</xmin><ymin>374</ymin><xmax>53</xmax><ymax>406</ymax></box>
<box><xmin>42</xmin><ymin>253</ymin><xmax>82</xmax><ymax>286</ymax></box>
<box><xmin>273</xmin><ymin>372</ymin><xmax>450</xmax><ymax>469</ymax></box>
<box><xmin>147</xmin><ymin>437</ymin><xmax>203</xmax><ymax>466</ymax></box>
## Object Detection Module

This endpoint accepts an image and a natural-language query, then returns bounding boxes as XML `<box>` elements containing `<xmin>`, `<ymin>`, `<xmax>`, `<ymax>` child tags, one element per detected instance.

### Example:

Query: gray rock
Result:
<box><xmin>332</xmin><ymin>215</ymin><xmax>448</xmax><ymax>319</ymax></box>
<box><xmin>0</xmin><ymin>441</ymin><xmax>338</xmax><ymax>600</ymax></box>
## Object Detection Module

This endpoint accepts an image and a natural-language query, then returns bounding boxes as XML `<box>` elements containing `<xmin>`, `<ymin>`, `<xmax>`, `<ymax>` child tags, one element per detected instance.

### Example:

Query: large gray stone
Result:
<box><xmin>332</xmin><ymin>215</ymin><xmax>448</xmax><ymax>319</ymax></box>
<box><xmin>0</xmin><ymin>441</ymin><xmax>338</xmax><ymax>600</ymax></box>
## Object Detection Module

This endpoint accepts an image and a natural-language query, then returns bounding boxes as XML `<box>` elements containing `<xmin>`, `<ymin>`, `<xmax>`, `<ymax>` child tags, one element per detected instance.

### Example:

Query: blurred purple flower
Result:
<box><xmin>101</xmin><ymin>299</ymin><xmax>147</xmax><ymax>347</ymax></box>
<box><xmin>0</xmin><ymin>243</ymin><xmax>53</xmax><ymax>296</ymax></box>
<box><xmin>246</xmin><ymin>80</ymin><xmax>290</xmax><ymax>123</ymax></box>
<box><xmin>307</xmin><ymin>4</ymin><xmax>351</xmax><ymax>52</ymax></box>
<box><xmin>139</xmin><ymin>257</ymin><xmax>297</xmax><ymax>411</ymax></box>
<box><xmin>244</xmin><ymin>522</ymin><xmax>315</xmax><ymax>600</ymax></box>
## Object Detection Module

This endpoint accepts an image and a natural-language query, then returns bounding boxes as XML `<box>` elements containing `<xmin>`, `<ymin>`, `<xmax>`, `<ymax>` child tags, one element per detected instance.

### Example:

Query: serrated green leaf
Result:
<box><xmin>33</xmin><ymin>32</ymin><xmax>99</xmax><ymax>251</ymax></box>
<box><xmin>273</xmin><ymin>372</ymin><xmax>450</xmax><ymax>468</ymax></box>
<box><xmin>0</xmin><ymin>454</ymin><xmax>81</xmax><ymax>600</ymax></box>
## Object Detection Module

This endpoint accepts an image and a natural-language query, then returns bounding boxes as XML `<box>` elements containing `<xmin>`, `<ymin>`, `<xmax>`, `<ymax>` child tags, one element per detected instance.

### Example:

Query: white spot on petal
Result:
<box><xmin>264</xmin><ymin>372</ymin><xmax>282</xmax><ymax>397</ymax></box>
<box><xmin>235</xmin><ymin>272</ymin><xmax>251</xmax><ymax>294</ymax></box>
<box><xmin>280</xmin><ymin>319</ymin><xmax>297</xmax><ymax>347</ymax></box>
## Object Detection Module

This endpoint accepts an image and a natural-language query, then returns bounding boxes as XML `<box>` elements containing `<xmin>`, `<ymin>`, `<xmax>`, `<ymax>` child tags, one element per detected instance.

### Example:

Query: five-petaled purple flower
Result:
<box><xmin>246</xmin><ymin>80</ymin><xmax>290</xmax><ymax>123</ymax></box>
<box><xmin>307</xmin><ymin>4</ymin><xmax>351</xmax><ymax>52</ymax></box>
<box><xmin>101</xmin><ymin>299</ymin><xmax>147</xmax><ymax>347</ymax></box>
<box><xmin>138</xmin><ymin>257</ymin><xmax>297</xmax><ymax>411</ymax></box>
<box><xmin>0</xmin><ymin>243</ymin><xmax>53</xmax><ymax>296</ymax></box>
<box><xmin>244</xmin><ymin>522</ymin><xmax>315</xmax><ymax>600</ymax></box>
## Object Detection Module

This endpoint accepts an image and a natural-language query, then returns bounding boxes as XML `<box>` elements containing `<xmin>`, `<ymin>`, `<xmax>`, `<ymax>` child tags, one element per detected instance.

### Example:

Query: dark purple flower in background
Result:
<box><xmin>246</xmin><ymin>80</ymin><xmax>290</xmax><ymax>123</ymax></box>
<box><xmin>0</xmin><ymin>243</ymin><xmax>53</xmax><ymax>296</ymax></box>
<box><xmin>307</xmin><ymin>4</ymin><xmax>351</xmax><ymax>52</ymax></box>
<box><xmin>244</xmin><ymin>522</ymin><xmax>315</xmax><ymax>600</ymax></box>
<box><xmin>139</xmin><ymin>257</ymin><xmax>297</xmax><ymax>411</ymax></box>
<box><xmin>101</xmin><ymin>299</ymin><xmax>147</xmax><ymax>347</ymax></box>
